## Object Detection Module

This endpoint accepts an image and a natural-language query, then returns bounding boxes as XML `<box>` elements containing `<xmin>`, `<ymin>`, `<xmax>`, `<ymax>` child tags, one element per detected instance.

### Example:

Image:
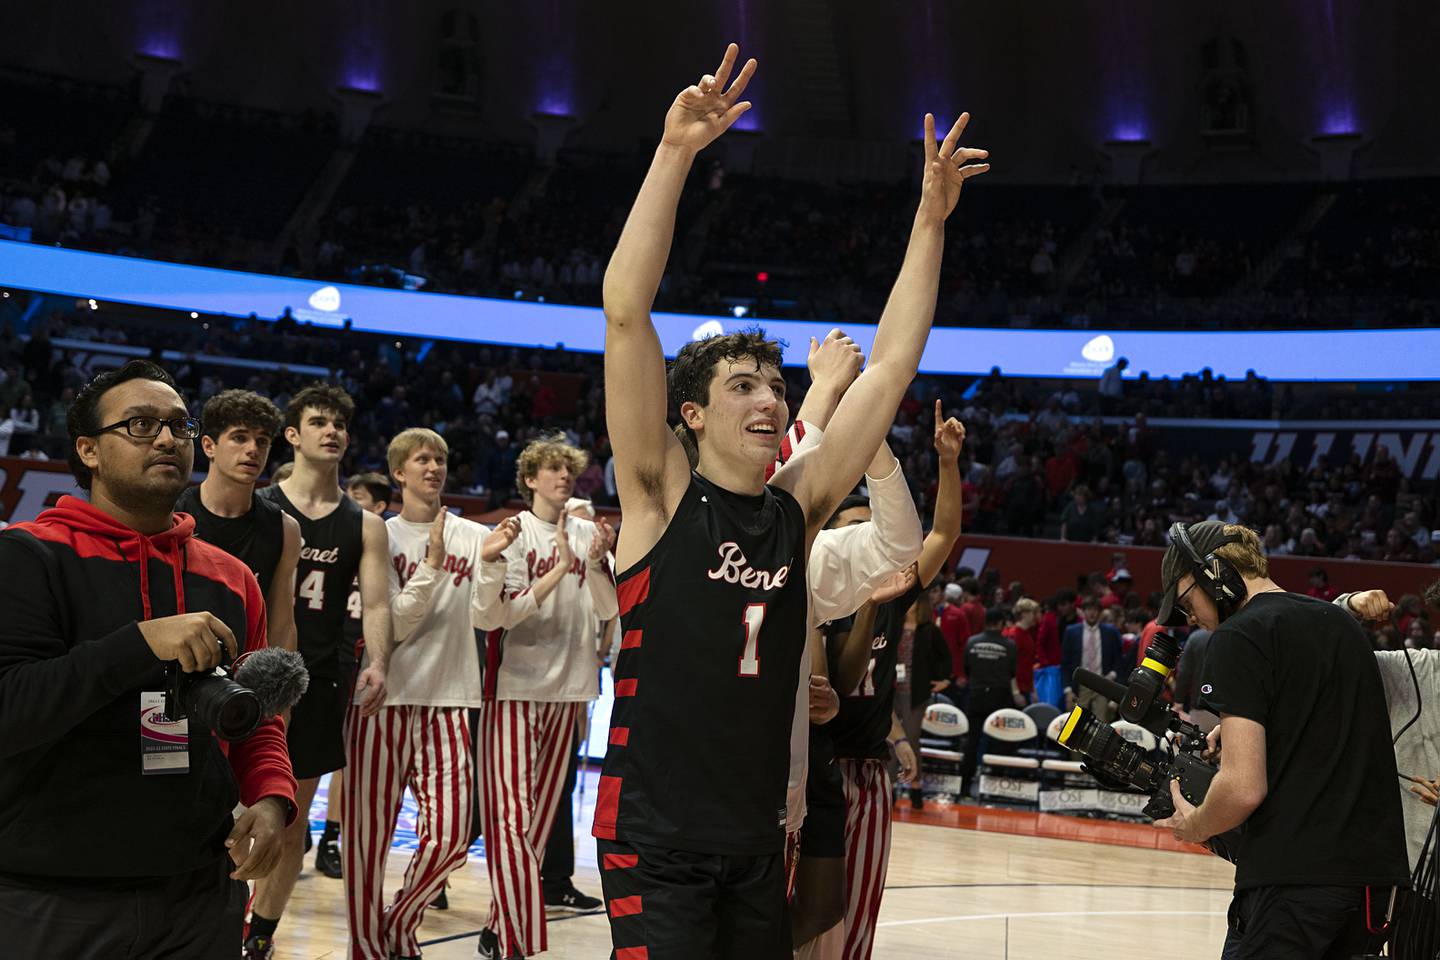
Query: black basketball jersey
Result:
<box><xmin>175</xmin><ymin>486</ymin><xmax>285</xmax><ymax>595</ymax></box>
<box><xmin>257</xmin><ymin>484</ymin><xmax>364</xmax><ymax>680</ymax></box>
<box><xmin>830</xmin><ymin>583</ymin><xmax>921</xmax><ymax>761</ymax></box>
<box><xmin>594</xmin><ymin>472</ymin><xmax>809</xmax><ymax>856</ymax></box>
<box><xmin>341</xmin><ymin>574</ymin><xmax>363</xmax><ymax>672</ymax></box>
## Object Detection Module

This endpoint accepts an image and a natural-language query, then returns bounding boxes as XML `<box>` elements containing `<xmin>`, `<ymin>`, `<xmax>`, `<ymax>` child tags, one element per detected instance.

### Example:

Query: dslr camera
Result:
<box><xmin>163</xmin><ymin>656</ymin><xmax>261</xmax><ymax>742</ymax></box>
<box><xmin>1055</xmin><ymin>632</ymin><xmax>1241</xmax><ymax>862</ymax></box>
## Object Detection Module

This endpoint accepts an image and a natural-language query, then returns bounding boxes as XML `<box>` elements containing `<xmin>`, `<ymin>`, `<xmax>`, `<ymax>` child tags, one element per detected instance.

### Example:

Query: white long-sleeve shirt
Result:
<box><xmin>779</xmin><ymin>426</ymin><xmax>925</xmax><ymax>832</ymax></box>
<box><xmin>383</xmin><ymin>513</ymin><xmax>490</xmax><ymax>707</ymax></box>
<box><xmin>474</xmin><ymin>509</ymin><xmax>618</xmax><ymax>702</ymax></box>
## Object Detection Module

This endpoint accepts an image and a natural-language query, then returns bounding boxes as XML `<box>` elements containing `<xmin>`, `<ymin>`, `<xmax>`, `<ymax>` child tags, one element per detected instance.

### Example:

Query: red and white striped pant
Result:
<box><xmin>343</xmin><ymin>703</ymin><xmax>473</xmax><ymax>960</ymax></box>
<box><xmin>479</xmin><ymin>699</ymin><xmax>582</xmax><ymax>958</ymax></box>
<box><xmin>838</xmin><ymin>758</ymin><xmax>893</xmax><ymax>960</ymax></box>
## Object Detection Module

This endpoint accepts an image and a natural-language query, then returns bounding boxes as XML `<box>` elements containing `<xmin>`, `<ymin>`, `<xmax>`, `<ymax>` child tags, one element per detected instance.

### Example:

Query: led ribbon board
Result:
<box><xmin>2</xmin><ymin>240</ymin><xmax>1434</xmax><ymax>381</ymax></box>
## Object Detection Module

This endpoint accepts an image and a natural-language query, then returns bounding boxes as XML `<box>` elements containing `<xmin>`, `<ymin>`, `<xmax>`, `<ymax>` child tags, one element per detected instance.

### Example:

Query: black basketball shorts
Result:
<box><xmin>286</xmin><ymin>674</ymin><xmax>348</xmax><ymax>779</ymax></box>
<box><xmin>597</xmin><ymin>838</ymin><xmax>791</xmax><ymax>960</ymax></box>
<box><xmin>799</xmin><ymin>758</ymin><xmax>847</xmax><ymax>858</ymax></box>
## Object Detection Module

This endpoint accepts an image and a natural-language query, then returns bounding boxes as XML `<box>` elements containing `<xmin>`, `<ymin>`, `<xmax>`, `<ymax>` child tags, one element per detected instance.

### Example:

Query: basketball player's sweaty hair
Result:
<box><xmin>346</xmin><ymin>472</ymin><xmax>392</xmax><ymax>505</ymax></box>
<box><xmin>201</xmin><ymin>389</ymin><xmax>282</xmax><ymax>443</ymax></box>
<box><xmin>284</xmin><ymin>383</ymin><xmax>355</xmax><ymax>434</ymax></box>
<box><xmin>67</xmin><ymin>359</ymin><xmax>182</xmax><ymax>491</ymax></box>
<box><xmin>515</xmin><ymin>434</ymin><xmax>590</xmax><ymax>507</ymax></box>
<box><xmin>667</xmin><ymin>330</ymin><xmax>785</xmax><ymax>448</ymax></box>
<box><xmin>387</xmin><ymin>427</ymin><xmax>449</xmax><ymax>475</ymax></box>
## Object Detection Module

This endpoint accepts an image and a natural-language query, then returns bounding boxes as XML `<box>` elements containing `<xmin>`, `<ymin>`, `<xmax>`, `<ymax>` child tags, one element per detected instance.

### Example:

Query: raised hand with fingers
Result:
<box><xmin>807</xmin><ymin>328</ymin><xmax>865</xmax><ymax>395</ymax></box>
<box><xmin>482</xmin><ymin>515</ymin><xmax>522</xmax><ymax>563</ymax></box>
<box><xmin>554</xmin><ymin>512</ymin><xmax>575</xmax><ymax>569</ymax></box>
<box><xmin>424</xmin><ymin>507</ymin><xmax>449</xmax><ymax>569</ymax></box>
<box><xmin>662</xmin><ymin>43</ymin><xmax>757</xmax><ymax>154</ymax></box>
<box><xmin>933</xmin><ymin>399</ymin><xmax>967</xmax><ymax>459</ymax></box>
<box><xmin>918</xmin><ymin>112</ymin><xmax>990</xmax><ymax>223</ymax></box>
<box><xmin>589</xmin><ymin>517</ymin><xmax>616</xmax><ymax>565</ymax></box>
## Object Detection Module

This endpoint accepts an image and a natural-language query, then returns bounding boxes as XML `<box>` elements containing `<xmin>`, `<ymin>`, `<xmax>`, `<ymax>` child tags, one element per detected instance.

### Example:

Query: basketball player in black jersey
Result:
<box><xmin>595</xmin><ymin>42</ymin><xmax>988</xmax><ymax>958</ymax></box>
<box><xmin>819</xmin><ymin>402</ymin><xmax>967</xmax><ymax>960</ymax></box>
<box><xmin>315</xmin><ymin>471</ymin><xmax>390</xmax><ymax>882</ymax></box>
<box><xmin>176</xmin><ymin>389</ymin><xmax>300</xmax><ymax>655</ymax></box>
<box><xmin>245</xmin><ymin>385</ymin><xmax>394</xmax><ymax>960</ymax></box>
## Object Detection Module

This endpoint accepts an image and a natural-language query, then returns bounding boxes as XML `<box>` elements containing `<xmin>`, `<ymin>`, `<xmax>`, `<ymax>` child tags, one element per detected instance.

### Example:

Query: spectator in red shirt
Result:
<box><xmin>939</xmin><ymin>577</ymin><xmax>986</xmax><ymax>685</ymax></box>
<box><xmin>1045</xmin><ymin>445</ymin><xmax>1078</xmax><ymax>500</ymax></box>
<box><xmin>939</xmin><ymin>583</ymin><xmax>969</xmax><ymax>683</ymax></box>
<box><xmin>1135</xmin><ymin>616</ymin><xmax>1168</xmax><ymax>672</ymax></box>
<box><xmin>956</xmin><ymin>576</ymin><xmax>987</xmax><ymax>636</ymax></box>
<box><xmin>1306</xmin><ymin>567</ymin><xmax>1338</xmax><ymax>602</ymax></box>
<box><xmin>1033</xmin><ymin>591</ymin><xmax>1076</xmax><ymax>707</ymax></box>
<box><xmin>1100</xmin><ymin>569</ymin><xmax>1132</xmax><ymax>609</ymax></box>
<box><xmin>1004</xmin><ymin>597</ymin><xmax>1040</xmax><ymax>702</ymax></box>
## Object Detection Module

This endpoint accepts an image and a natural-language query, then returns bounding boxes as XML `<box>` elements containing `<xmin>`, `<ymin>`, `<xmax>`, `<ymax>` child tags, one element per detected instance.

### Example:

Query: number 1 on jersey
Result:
<box><xmin>739</xmin><ymin>603</ymin><xmax>765</xmax><ymax>677</ymax></box>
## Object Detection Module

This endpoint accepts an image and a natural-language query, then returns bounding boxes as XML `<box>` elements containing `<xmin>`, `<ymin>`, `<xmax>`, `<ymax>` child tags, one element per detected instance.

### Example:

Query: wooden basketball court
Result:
<box><xmin>272</xmin><ymin>772</ymin><xmax>1235</xmax><ymax>959</ymax></box>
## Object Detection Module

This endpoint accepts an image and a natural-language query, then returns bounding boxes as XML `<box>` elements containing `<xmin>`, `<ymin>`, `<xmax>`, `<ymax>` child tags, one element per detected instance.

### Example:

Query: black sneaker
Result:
<box><xmin>242</xmin><ymin>935</ymin><xmax>275</xmax><ymax>960</ymax></box>
<box><xmin>473</xmin><ymin>928</ymin><xmax>500</xmax><ymax>959</ymax></box>
<box><xmin>430</xmin><ymin>886</ymin><xmax>448</xmax><ymax>910</ymax></box>
<box><xmin>543</xmin><ymin>881</ymin><xmax>603</xmax><ymax>913</ymax></box>
<box><xmin>316</xmin><ymin>838</ymin><xmax>342</xmax><ymax>879</ymax></box>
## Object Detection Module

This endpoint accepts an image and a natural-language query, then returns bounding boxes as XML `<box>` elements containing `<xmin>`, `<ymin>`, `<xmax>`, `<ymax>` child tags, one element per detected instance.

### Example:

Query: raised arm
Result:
<box><xmin>391</xmin><ymin>510</ymin><xmax>448</xmax><ymax>647</ymax></box>
<box><xmin>773</xmin><ymin>113</ymin><xmax>988</xmax><ymax>529</ymax></box>
<box><xmin>474</xmin><ymin>516</ymin><xmax>574</xmax><ymax>631</ymax></box>
<box><xmin>605</xmin><ymin>44</ymin><xmax>756</xmax><ymax>565</ymax></box>
<box><xmin>806</xmin><ymin>440</ymin><xmax>922</xmax><ymax>625</ymax></box>
<box><xmin>585</xmin><ymin>517</ymin><xmax>619</xmax><ymax>621</ymax></box>
<box><xmin>265</xmin><ymin>512</ymin><xmax>300</xmax><ymax>651</ymax></box>
<box><xmin>917</xmin><ymin>401</ymin><xmax>966</xmax><ymax>585</ymax></box>
<box><xmin>471</xmin><ymin>517</ymin><xmax>521</xmax><ymax>630</ymax></box>
<box><xmin>793</xmin><ymin>329</ymin><xmax>864</xmax><ymax>431</ymax></box>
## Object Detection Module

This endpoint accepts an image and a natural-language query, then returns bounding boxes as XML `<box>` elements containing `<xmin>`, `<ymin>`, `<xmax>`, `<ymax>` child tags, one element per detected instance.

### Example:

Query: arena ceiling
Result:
<box><xmin>2</xmin><ymin>0</ymin><xmax>1434</xmax><ymax>182</ymax></box>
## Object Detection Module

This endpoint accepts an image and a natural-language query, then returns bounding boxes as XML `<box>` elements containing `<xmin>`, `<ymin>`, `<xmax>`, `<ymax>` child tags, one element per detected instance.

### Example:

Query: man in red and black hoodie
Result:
<box><xmin>0</xmin><ymin>360</ymin><xmax>297</xmax><ymax>959</ymax></box>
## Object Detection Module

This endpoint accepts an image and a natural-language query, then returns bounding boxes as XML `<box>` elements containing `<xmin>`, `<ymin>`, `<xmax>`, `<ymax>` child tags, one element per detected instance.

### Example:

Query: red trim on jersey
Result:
<box><xmin>602</xmin><ymin>853</ymin><xmax>639</xmax><ymax>870</ymax></box>
<box><xmin>609</xmin><ymin>727</ymin><xmax>630</xmax><ymax>747</ymax></box>
<box><xmin>594</xmin><ymin>775</ymin><xmax>622</xmax><ymax>839</ymax></box>
<box><xmin>616</xmin><ymin>948</ymin><xmax>649</xmax><ymax>960</ymax></box>
<box><xmin>616</xmin><ymin>566</ymin><xmax>651</xmax><ymax>618</ymax></box>
<box><xmin>609</xmin><ymin>895</ymin><xmax>644</xmax><ymax>918</ymax></box>
<box><xmin>614</xmin><ymin>678</ymin><xmax>638</xmax><ymax>697</ymax></box>
<box><xmin>620</xmin><ymin>629</ymin><xmax>643</xmax><ymax>650</ymax></box>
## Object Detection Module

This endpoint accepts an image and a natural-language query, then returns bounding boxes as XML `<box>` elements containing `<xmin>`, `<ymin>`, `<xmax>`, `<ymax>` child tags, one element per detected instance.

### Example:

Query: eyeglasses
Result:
<box><xmin>84</xmin><ymin>416</ymin><xmax>202</xmax><ymax>440</ymax></box>
<box><xmin>1173</xmin><ymin>580</ymin><xmax>1200</xmax><ymax>620</ymax></box>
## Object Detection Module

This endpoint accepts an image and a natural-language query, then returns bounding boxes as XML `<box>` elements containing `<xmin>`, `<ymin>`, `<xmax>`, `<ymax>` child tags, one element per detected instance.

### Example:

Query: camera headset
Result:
<box><xmin>1168</xmin><ymin>521</ymin><xmax>1248</xmax><ymax>624</ymax></box>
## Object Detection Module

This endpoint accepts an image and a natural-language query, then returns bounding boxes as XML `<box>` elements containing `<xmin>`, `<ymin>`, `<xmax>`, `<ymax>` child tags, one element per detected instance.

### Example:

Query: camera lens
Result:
<box><xmin>1142</xmin><ymin>631</ymin><xmax>1181</xmax><ymax>674</ymax></box>
<box><xmin>184</xmin><ymin>674</ymin><xmax>261</xmax><ymax>741</ymax></box>
<box><xmin>1120</xmin><ymin>631</ymin><xmax>1182</xmax><ymax>725</ymax></box>
<box><xmin>1057</xmin><ymin>705</ymin><xmax>1160</xmax><ymax>793</ymax></box>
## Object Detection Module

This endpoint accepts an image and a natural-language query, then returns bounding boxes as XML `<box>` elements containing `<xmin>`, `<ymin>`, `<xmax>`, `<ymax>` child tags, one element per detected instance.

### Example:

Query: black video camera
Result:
<box><xmin>163</xmin><ymin>657</ymin><xmax>261</xmax><ymax>742</ymax></box>
<box><xmin>1056</xmin><ymin>644</ymin><xmax>1241</xmax><ymax>862</ymax></box>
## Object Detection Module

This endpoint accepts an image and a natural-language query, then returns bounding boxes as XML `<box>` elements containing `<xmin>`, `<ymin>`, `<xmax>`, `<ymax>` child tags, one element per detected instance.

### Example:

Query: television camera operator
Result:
<box><xmin>1150</xmin><ymin>520</ymin><xmax>1407</xmax><ymax>960</ymax></box>
<box><xmin>0</xmin><ymin>361</ymin><xmax>298</xmax><ymax>958</ymax></box>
